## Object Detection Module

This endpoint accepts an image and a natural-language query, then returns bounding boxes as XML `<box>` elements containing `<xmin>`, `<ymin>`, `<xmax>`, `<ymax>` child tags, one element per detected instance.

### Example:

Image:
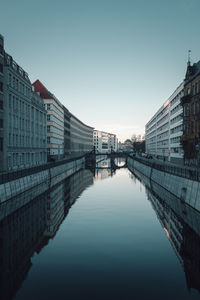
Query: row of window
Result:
<box><xmin>170</xmin><ymin>104</ymin><xmax>182</xmax><ymax>116</ymax></box>
<box><xmin>47</xmin><ymin>125</ymin><xmax>64</xmax><ymax>137</ymax></box>
<box><xmin>9</xmin><ymin>94</ymin><xmax>46</xmax><ymax>122</ymax></box>
<box><xmin>157</xmin><ymin>114</ymin><xmax>168</xmax><ymax>127</ymax></box>
<box><xmin>46</xmin><ymin>103</ymin><xmax>64</xmax><ymax>119</ymax></box>
<box><xmin>170</xmin><ymin>91</ymin><xmax>183</xmax><ymax>106</ymax></box>
<box><xmin>8</xmin><ymin>151</ymin><xmax>46</xmax><ymax>168</ymax></box>
<box><xmin>171</xmin><ymin>125</ymin><xmax>182</xmax><ymax>134</ymax></box>
<box><xmin>186</xmin><ymin>80</ymin><xmax>200</xmax><ymax>96</ymax></box>
<box><xmin>9</xmin><ymin>114</ymin><xmax>46</xmax><ymax>134</ymax></box>
<box><xmin>170</xmin><ymin>114</ymin><xmax>182</xmax><ymax>125</ymax></box>
<box><xmin>8</xmin><ymin>73</ymin><xmax>31</xmax><ymax>96</ymax></box>
<box><xmin>47</xmin><ymin>114</ymin><xmax>63</xmax><ymax>127</ymax></box>
<box><xmin>47</xmin><ymin>136</ymin><xmax>64</xmax><ymax>145</ymax></box>
<box><xmin>9</xmin><ymin>133</ymin><xmax>46</xmax><ymax>148</ymax></box>
<box><xmin>170</xmin><ymin>136</ymin><xmax>181</xmax><ymax>144</ymax></box>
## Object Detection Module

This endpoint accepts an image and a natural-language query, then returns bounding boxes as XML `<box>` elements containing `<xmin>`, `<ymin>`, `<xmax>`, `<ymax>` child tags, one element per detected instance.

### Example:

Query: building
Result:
<box><xmin>181</xmin><ymin>60</ymin><xmax>200</xmax><ymax>165</ymax></box>
<box><xmin>33</xmin><ymin>80</ymin><xmax>93</xmax><ymax>159</ymax></box>
<box><xmin>145</xmin><ymin>82</ymin><xmax>184</xmax><ymax>164</ymax></box>
<box><xmin>70</xmin><ymin>113</ymin><xmax>93</xmax><ymax>155</ymax></box>
<box><xmin>1</xmin><ymin>37</ymin><xmax>47</xmax><ymax>172</ymax></box>
<box><xmin>93</xmin><ymin>130</ymin><xmax>117</xmax><ymax>153</ymax></box>
<box><xmin>124</xmin><ymin>139</ymin><xmax>133</xmax><ymax>152</ymax></box>
<box><xmin>63</xmin><ymin>106</ymin><xmax>70</xmax><ymax>157</ymax></box>
<box><xmin>32</xmin><ymin>80</ymin><xmax>64</xmax><ymax>161</ymax></box>
<box><xmin>0</xmin><ymin>34</ymin><xmax>4</xmax><ymax>171</ymax></box>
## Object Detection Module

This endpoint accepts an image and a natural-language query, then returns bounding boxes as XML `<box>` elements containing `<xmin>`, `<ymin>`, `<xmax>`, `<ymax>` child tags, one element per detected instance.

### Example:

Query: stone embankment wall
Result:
<box><xmin>0</xmin><ymin>157</ymin><xmax>85</xmax><ymax>203</ymax></box>
<box><xmin>132</xmin><ymin>167</ymin><xmax>200</xmax><ymax>237</ymax></box>
<box><xmin>128</xmin><ymin>157</ymin><xmax>200</xmax><ymax>211</ymax></box>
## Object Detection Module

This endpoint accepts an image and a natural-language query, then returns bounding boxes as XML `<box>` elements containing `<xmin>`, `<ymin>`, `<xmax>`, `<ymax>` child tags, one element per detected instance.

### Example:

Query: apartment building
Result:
<box><xmin>32</xmin><ymin>80</ymin><xmax>64</xmax><ymax>161</ymax></box>
<box><xmin>1</xmin><ymin>42</ymin><xmax>47</xmax><ymax>172</ymax></box>
<box><xmin>93</xmin><ymin>130</ymin><xmax>117</xmax><ymax>153</ymax></box>
<box><xmin>145</xmin><ymin>83</ymin><xmax>184</xmax><ymax>164</ymax></box>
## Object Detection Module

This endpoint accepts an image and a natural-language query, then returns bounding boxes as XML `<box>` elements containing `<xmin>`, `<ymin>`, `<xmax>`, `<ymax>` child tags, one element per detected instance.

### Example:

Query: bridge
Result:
<box><xmin>85</xmin><ymin>150</ymin><xmax>129</xmax><ymax>170</ymax></box>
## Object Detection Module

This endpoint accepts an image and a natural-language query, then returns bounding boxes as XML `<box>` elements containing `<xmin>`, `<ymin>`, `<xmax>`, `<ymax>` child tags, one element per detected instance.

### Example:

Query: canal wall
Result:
<box><xmin>131</xmin><ymin>166</ymin><xmax>200</xmax><ymax>238</ymax></box>
<box><xmin>0</xmin><ymin>157</ymin><xmax>85</xmax><ymax>203</ymax></box>
<box><xmin>127</xmin><ymin>157</ymin><xmax>200</xmax><ymax>211</ymax></box>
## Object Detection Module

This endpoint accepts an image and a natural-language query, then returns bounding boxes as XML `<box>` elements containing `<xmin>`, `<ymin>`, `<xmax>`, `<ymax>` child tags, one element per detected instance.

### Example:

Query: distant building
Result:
<box><xmin>181</xmin><ymin>60</ymin><xmax>200</xmax><ymax>165</ymax></box>
<box><xmin>93</xmin><ymin>130</ymin><xmax>117</xmax><ymax>153</ymax></box>
<box><xmin>70</xmin><ymin>113</ymin><xmax>94</xmax><ymax>155</ymax></box>
<box><xmin>124</xmin><ymin>139</ymin><xmax>133</xmax><ymax>152</ymax></box>
<box><xmin>145</xmin><ymin>82</ymin><xmax>184</xmax><ymax>163</ymax></box>
<box><xmin>1</xmin><ymin>36</ymin><xmax>47</xmax><ymax>172</ymax></box>
<box><xmin>32</xmin><ymin>80</ymin><xmax>64</xmax><ymax>161</ymax></box>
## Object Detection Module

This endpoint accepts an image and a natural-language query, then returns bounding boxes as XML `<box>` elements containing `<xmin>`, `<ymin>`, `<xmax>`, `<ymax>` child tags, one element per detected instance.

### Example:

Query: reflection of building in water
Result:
<box><xmin>69</xmin><ymin>170</ymin><xmax>93</xmax><ymax>205</ymax></box>
<box><xmin>94</xmin><ymin>168</ymin><xmax>115</xmax><ymax>180</ymax></box>
<box><xmin>0</xmin><ymin>192</ymin><xmax>48</xmax><ymax>300</ymax></box>
<box><xmin>45</xmin><ymin>182</ymin><xmax>65</xmax><ymax>237</ymax></box>
<box><xmin>0</xmin><ymin>168</ymin><xmax>93</xmax><ymax>299</ymax></box>
<box><xmin>45</xmin><ymin>169</ymin><xmax>93</xmax><ymax>237</ymax></box>
<box><xmin>146</xmin><ymin>185</ymin><xmax>200</xmax><ymax>293</ymax></box>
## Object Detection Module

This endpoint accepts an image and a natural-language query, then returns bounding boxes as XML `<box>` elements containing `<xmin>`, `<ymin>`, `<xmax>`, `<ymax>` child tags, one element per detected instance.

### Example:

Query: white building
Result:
<box><xmin>32</xmin><ymin>80</ymin><xmax>64</xmax><ymax>161</ymax></box>
<box><xmin>3</xmin><ymin>50</ymin><xmax>47</xmax><ymax>171</ymax></box>
<box><xmin>93</xmin><ymin>130</ymin><xmax>117</xmax><ymax>153</ymax></box>
<box><xmin>145</xmin><ymin>82</ymin><xmax>184</xmax><ymax>164</ymax></box>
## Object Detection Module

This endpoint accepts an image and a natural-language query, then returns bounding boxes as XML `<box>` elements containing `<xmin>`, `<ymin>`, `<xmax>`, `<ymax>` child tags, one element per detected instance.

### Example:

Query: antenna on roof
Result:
<box><xmin>188</xmin><ymin>50</ymin><xmax>191</xmax><ymax>65</ymax></box>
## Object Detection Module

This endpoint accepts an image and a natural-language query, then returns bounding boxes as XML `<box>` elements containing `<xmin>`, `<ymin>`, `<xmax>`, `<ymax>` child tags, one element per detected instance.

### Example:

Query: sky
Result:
<box><xmin>1</xmin><ymin>0</ymin><xmax>200</xmax><ymax>142</ymax></box>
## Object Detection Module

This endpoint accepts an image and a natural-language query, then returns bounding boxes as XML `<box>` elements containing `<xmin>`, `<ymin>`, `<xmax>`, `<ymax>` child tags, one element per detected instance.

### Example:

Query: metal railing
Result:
<box><xmin>0</xmin><ymin>153</ymin><xmax>86</xmax><ymax>185</ymax></box>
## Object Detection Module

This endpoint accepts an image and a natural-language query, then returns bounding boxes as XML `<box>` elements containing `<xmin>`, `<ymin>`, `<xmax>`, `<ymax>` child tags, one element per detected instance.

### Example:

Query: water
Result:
<box><xmin>1</xmin><ymin>161</ymin><xmax>200</xmax><ymax>299</ymax></box>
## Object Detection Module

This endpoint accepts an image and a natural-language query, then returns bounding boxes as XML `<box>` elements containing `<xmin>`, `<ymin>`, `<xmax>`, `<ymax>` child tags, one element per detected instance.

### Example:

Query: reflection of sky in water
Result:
<box><xmin>13</xmin><ymin>168</ymin><xmax>200</xmax><ymax>299</ymax></box>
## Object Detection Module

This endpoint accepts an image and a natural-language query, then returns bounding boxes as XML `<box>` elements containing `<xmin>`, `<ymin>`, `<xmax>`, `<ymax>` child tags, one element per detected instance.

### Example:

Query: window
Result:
<box><xmin>0</xmin><ymin>82</ymin><xmax>3</xmax><ymax>92</ymax></box>
<box><xmin>0</xmin><ymin>100</ymin><xmax>3</xmax><ymax>110</ymax></box>
<box><xmin>0</xmin><ymin>119</ymin><xmax>3</xmax><ymax>128</ymax></box>
<box><xmin>0</xmin><ymin>63</ymin><xmax>3</xmax><ymax>73</ymax></box>
<box><xmin>9</xmin><ymin>74</ymin><xmax>11</xmax><ymax>85</ymax></box>
<box><xmin>0</xmin><ymin>137</ymin><xmax>3</xmax><ymax>151</ymax></box>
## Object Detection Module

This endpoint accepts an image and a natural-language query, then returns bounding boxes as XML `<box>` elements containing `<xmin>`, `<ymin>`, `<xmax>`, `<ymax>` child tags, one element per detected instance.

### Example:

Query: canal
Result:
<box><xmin>1</xmin><ymin>159</ymin><xmax>200</xmax><ymax>299</ymax></box>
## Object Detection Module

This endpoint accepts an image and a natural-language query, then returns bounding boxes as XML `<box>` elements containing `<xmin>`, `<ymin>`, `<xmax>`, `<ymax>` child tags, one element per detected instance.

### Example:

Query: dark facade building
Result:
<box><xmin>0</xmin><ymin>35</ymin><xmax>4</xmax><ymax>171</ymax></box>
<box><xmin>181</xmin><ymin>60</ymin><xmax>200</xmax><ymax>165</ymax></box>
<box><xmin>63</xmin><ymin>106</ymin><xmax>70</xmax><ymax>157</ymax></box>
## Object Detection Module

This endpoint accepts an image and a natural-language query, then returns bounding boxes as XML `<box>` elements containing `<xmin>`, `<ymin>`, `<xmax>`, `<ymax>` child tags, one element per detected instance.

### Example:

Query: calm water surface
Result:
<box><xmin>2</xmin><ymin>163</ymin><xmax>200</xmax><ymax>299</ymax></box>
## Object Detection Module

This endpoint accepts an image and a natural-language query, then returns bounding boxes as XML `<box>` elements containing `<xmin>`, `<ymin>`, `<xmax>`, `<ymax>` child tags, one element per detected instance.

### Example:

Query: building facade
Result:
<box><xmin>93</xmin><ymin>130</ymin><xmax>117</xmax><ymax>153</ymax></box>
<box><xmin>181</xmin><ymin>61</ymin><xmax>200</xmax><ymax>165</ymax></box>
<box><xmin>70</xmin><ymin>113</ymin><xmax>93</xmax><ymax>155</ymax></box>
<box><xmin>33</xmin><ymin>80</ymin><xmax>64</xmax><ymax>161</ymax></box>
<box><xmin>2</xmin><ymin>47</ymin><xmax>47</xmax><ymax>172</ymax></box>
<box><xmin>0</xmin><ymin>35</ymin><xmax>4</xmax><ymax>171</ymax></box>
<box><xmin>63</xmin><ymin>106</ymin><xmax>70</xmax><ymax>157</ymax></box>
<box><xmin>145</xmin><ymin>82</ymin><xmax>184</xmax><ymax>163</ymax></box>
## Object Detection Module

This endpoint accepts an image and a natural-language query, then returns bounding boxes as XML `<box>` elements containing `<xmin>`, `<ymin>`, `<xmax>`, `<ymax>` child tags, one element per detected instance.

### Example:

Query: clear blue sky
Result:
<box><xmin>1</xmin><ymin>0</ymin><xmax>200</xmax><ymax>141</ymax></box>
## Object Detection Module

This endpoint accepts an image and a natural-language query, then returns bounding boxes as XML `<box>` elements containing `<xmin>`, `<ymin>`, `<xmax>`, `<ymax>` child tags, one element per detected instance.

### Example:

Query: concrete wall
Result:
<box><xmin>128</xmin><ymin>157</ymin><xmax>200</xmax><ymax>212</ymax></box>
<box><xmin>0</xmin><ymin>157</ymin><xmax>85</xmax><ymax>203</ymax></box>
